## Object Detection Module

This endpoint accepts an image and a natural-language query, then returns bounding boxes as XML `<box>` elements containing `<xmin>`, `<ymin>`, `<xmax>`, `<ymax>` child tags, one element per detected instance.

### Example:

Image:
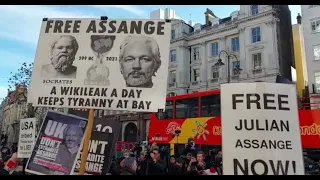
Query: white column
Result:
<box><xmin>177</xmin><ymin>45</ymin><xmax>189</xmax><ymax>88</ymax></box>
<box><xmin>238</xmin><ymin>27</ymin><xmax>247</xmax><ymax>78</ymax></box>
<box><xmin>265</xmin><ymin>18</ymin><xmax>278</xmax><ymax>71</ymax></box>
<box><xmin>219</xmin><ymin>37</ymin><xmax>227</xmax><ymax>82</ymax></box>
<box><xmin>200</xmin><ymin>42</ymin><xmax>208</xmax><ymax>84</ymax></box>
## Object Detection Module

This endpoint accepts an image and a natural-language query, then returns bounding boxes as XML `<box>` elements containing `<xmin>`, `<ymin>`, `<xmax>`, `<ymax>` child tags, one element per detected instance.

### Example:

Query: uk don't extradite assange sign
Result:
<box><xmin>221</xmin><ymin>83</ymin><xmax>304</xmax><ymax>175</ymax></box>
<box><xmin>25</xmin><ymin>111</ymin><xmax>87</xmax><ymax>175</ymax></box>
<box><xmin>27</xmin><ymin>19</ymin><xmax>171</xmax><ymax>112</ymax></box>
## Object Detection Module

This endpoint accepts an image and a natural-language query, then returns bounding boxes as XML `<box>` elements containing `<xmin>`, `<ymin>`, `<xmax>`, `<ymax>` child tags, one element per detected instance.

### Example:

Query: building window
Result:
<box><xmin>169</xmin><ymin>70</ymin><xmax>176</xmax><ymax>83</ymax></box>
<box><xmin>251</xmin><ymin>5</ymin><xmax>259</xmax><ymax>15</ymax></box>
<box><xmin>211</xmin><ymin>66</ymin><xmax>219</xmax><ymax>78</ymax></box>
<box><xmin>193</xmin><ymin>47</ymin><xmax>200</xmax><ymax>60</ymax></box>
<box><xmin>311</xmin><ymin>19</ymin><xmax>320</xmax><ymax>33</ymax></box>
<box><xmin>171</xmin><ymin>30</ymin><xmax>175</xmax><ymax>40</ymax></box>
<box><xmin>313</xmin><ymin>45</ymin><xmax>320</xmax><ymax>61</ymax></box>
<box><xmin>252</xmin><ymin>53</ymin><xmax>262</xmax><ymax>69</ymax></box>
<box><xmin>315</xmin><ymin>72</ymin><xmax>320</xmax><ymax>93</ymax></box>
<box><xmin>231</xmin><ymin>37</ymin><xmax>239</xmax><ymax>52</ymax></box>
<box><xmin>251</xmin><ymin>27</ymin><xmax>261</xmax><ymax>43</ymax></box>
<box><xmin>175</xmin><ymin>98</ymin><xmax>198</xmax><ymax>118</ymax></box>
<box><xmin>200</xmin><ymin>95</ymin><xmax>220</xmax><ymax>117</ymax></box>
<box><xmin>170</xmin><ymin>50</ymin><xmax>176</xmax><ymax>62</ymax></box>
<box><xmin>232</xmin><ymin>61</ymin><xmax>240</xmax><ymax>75</ymax></box>
<box><xmin>211</xmin><ymin>42</ymin><xmax>219</xmax><ymax>56</ymax></box>
<box><xmin>156</xmin><ymin>100</ymin><xmax>173</xmax><ymax>119</ymax></box>
<box><xmin>193</xmin><ymin>69</ymin><xmax>200</xmax><ymax>82</ymax></box>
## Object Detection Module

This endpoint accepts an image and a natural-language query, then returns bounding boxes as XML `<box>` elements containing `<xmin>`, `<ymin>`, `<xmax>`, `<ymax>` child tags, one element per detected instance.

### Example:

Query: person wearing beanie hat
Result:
<box><xmin>182</xmin><ymin>137</ymin><xmax>198</xmax><ymax>156</ymax></box>
<box><xmin>167</xmin><ymin>155</ymin><xmax>176</xmax><ymax>175</ymax></box>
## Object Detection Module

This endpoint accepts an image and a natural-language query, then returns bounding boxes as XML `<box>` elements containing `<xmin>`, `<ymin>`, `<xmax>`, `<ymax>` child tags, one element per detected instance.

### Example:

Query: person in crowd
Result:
<box><xmin>0</xmin><ymin>147</ymin><xmax>11</xmax><ymax>169</ymax></box>
<box><xmin>111</xmin><ymin>156</ymin><xmax>126</xmax><ymax>175</ymax></box>
<box><xmin>185</xmin><ymin>152</ymin><xmax>192</xmax><ymax>165</ymax></box>
<box><xmin>171</xmin><ymin>158</ymin><xmax>186</xmax><ymax>175</ymax></box>
<box><xmin>182</xmin><ymin>138</ymin><xmax>198</xmax><ymax>156</ymax></box>
<box><xmin>1</xmin><ymin>146</ymin><xmax>11</xmax><ymax>160</ymax></box>
<box><xmin>109</xmin><ymin>157</ymin><xmax>118</xmax><ymax>175</ymax></box>
<box><xmin>149</xmin><ymin>142</ymin><xmax>158</xmax><ymax>152</ymax></box>
<box><xmin>123</xmin><ymin>150</ymin><xmax>130</xmax><ymax>158</ymax></box>
<box><xmin>120</xmin><ymin>157</ymin><xmax>137</xmax><ymax>175</ymax></box>
<box><xmin>196</xmin><ymin>151</ymin><xmax>206</xmax><ymax>171</ymax></box>
<box><xmin>11</xmin><ymin>144</ymin><xmax>17</xmax><ymax>154</ymax></box>
<box><xmin>136</xmin><ymin>152</ymin><xmax>146</xmax><ymax>175</ymax></box>
<box><xmin>146</xmin><ymin>147</ymin><xmax>166</xmax><ymax>175</ymax></box>
<box><xmin>167</xmin><ymin>155</ymin><xmax>175</xmax><ymax>174</ymax></box>
<box><xmin>214</xmin><ymin>150</ymin><xmax>223</xmax><ymax>175</ymax></box>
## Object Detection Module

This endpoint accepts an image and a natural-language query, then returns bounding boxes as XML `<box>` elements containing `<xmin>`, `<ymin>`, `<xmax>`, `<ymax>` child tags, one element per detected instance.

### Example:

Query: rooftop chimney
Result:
<box><xmin>297</xmin><ymin>13</ymin><xmax>302</xmax><ymax>24</ymax></box>
<box><xmin>204</xmin><ymin>8</ymin><xmax>216</xmax><ymax>26</ymax></box>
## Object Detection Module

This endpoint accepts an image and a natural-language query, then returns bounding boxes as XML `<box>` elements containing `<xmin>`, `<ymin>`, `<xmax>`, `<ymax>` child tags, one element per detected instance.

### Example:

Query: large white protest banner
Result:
<box><xmin>18</xmin><ymin>118</ymin><xmax>36</xmax><ymax>158</ymax></box>
<box><xmin>221</xmin><ymin>83</ymin><xmax>304</xmax><ymax>175</ymax></box>
<box><xmin>27</xmin><ymin>19</ymin><xmax>171</xmax><ymax>112</ymax></box>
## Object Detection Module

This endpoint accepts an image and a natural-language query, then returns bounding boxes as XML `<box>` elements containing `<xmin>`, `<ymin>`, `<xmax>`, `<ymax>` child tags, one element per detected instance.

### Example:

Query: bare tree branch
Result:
<box><xmin>8</xmin><ymin>62</ymin><xmax>37</xmax><ymax>118</ymax></box>
<box><xmin>8</xmin><ymin>62</ymin><xmax>33</xmax><ymax>91</ymax></box>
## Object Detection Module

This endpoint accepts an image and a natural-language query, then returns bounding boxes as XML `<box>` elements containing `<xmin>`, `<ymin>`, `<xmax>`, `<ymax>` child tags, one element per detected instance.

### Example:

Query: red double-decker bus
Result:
<box><xmin>147</xmin><ymin>89</ymin><xmax>320</xmax><ymax>156</ymax></box>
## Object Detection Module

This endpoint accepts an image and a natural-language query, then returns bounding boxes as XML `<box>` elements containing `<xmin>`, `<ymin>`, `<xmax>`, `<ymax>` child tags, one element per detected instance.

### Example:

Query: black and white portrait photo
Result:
<box><xmin>41</xmin><ymin>35</ymin><xmax>79</xmax><ymax>79</ymax></box>
<box><xmin>119</xmin><ymin>35</ymin><xmax>162</xmax><ymax>88</ymax></box>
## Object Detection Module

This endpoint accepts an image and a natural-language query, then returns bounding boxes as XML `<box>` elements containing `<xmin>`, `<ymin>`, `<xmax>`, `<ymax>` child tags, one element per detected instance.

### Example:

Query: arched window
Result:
<box><xmin>251</xmin><ymin>5</ymin><xmax>259</xmax><ymax>15</ymax></box>
<box><xmin>124</xmin><ymin>123</ymin><xmax>137</xmax><ymax>142</ymax></box>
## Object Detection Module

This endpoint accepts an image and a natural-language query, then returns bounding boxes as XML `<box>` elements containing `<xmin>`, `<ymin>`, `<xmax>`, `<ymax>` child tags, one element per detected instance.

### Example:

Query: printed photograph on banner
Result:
<box><xmin>73</xmin><ymin>116</ymin><xmax>120</xmax><ymax>175</ymax></box>
<box><xmin>27</xmin><ymin>19</ymin><xmax>171</xmax><ymax>112</ymax></box>
<box><xmin>18</xmin><ymin>118</ymin><xmax>36</xmax><ymax>158</ymax></box>
<box><xmin>25</xmin><ymin>110</ymin><xmax>87</xmax><ymax>175</ymax></box>
<box><xmin>221</xmin><ymin>83</ymin><xmax>304</xmax><ymax>175</ymax></box>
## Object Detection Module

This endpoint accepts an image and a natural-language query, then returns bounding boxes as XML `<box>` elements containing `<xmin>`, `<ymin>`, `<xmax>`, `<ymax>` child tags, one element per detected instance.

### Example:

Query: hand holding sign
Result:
<box><xmin>5</xmin><ymin>153</ymin><xmax>18</xmax><ymax>171</ymax></box>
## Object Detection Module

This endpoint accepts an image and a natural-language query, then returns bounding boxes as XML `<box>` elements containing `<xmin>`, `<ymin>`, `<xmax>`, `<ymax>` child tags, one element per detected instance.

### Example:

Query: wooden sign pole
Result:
<box><xmin>78</xmin><ymin>109</ymin><xmax>95</xmax><ymax>175</ymax></box>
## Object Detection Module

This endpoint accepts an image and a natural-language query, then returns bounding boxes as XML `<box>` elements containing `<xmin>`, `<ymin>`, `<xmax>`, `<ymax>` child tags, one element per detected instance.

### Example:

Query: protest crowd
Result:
<box><xmin>108</xmin><ymin>140</ymin><xmax>222</xmax><ymax>175</ymax></box>
<box><xmin>0</xmin><ymin>138</ymin><xmax>222</xmax><ymax>175</ymax></box>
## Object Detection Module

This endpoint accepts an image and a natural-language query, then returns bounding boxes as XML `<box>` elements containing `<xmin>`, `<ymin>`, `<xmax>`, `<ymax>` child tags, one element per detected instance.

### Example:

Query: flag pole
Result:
<box><xmin>78</xmin><ymin>109</ymin><xmax>95</xmax><ymax>175</ymax></box>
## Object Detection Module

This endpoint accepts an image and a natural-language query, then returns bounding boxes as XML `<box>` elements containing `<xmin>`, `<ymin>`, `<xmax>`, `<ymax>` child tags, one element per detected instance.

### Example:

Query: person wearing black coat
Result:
<box><xmin>146</xmin><ymin>148</ymin><xmax>166</xmax><ymax>175</ymax></box>
<box><xmin>182</xmin><ymin>138</ymin><xmax>198</xmax><ymax>157</ymax></box>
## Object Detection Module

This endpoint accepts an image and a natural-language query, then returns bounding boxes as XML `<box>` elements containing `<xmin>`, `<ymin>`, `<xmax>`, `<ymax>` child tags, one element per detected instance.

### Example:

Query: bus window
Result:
<box><xmin>175</xmin><ymin>98</ymin><xmax>198</xmax><ymax>118</ymax></box>
<box><xmin>200</xmin><ymin>95</ymin><xmax>220</xmax><ymax>117</ymax></box>
<box><xmin>155</xmin><ymin>101</ymin><xmax>173</xmax><ymax>120</ymax></box>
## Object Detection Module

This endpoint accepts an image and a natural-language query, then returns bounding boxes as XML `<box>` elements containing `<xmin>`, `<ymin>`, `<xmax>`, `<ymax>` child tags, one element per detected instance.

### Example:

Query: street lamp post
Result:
<box><xmin>214</xmin><ymin>50</ymin><xmax>242</xmax><ymax>83</ymax></box>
